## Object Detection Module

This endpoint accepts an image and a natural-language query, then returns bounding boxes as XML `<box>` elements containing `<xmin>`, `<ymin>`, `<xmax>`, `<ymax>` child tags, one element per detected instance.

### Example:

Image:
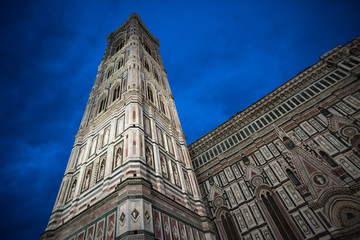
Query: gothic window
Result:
<box><xmin>286</xmin><ymin>169</ymin><xmax>301</xmax><ymax>186</ymax></box>
<box><xmin>145</xmin><ymin>44</ymin><xmax>151</xmax><ymax>55</ymax></box>
<box><xmin>319</xmin><ymin>151</ymin><xmax>337</xmax><ymax>167</ymax></box>
<box><xmin>115</xmin><ymin>41</ymin><xmax>124</xmax><ymax>52</ymax></box>
<box><xmin>261</xmin><ymin>192</ymin><xmax>297</xmax><ymax>240</ymax></box>
<box><xmin>154</xmin><ymin>72</ymin><xmax>159</xmax><ymax>82</ymax></box>
<box><xmin>218</xmin><ymin>211</ymin><xmax>240</xmax><ymax>240</ymax></box>
<box><xmin>159</xmin><ymin>98</ymin><xmax>166</xmax><ymax>114</ymax></box>
<box><xmin>112</xmin><ymin>85</ymin><xmax>120</xmax><ymax>102</ymax></box>
<box><xmin>144</xmin><ymin>60</ymin><xmax>150</xmax><ymax>72</ymax></box>
<box><xmin>117</xmin><ymin>59</ymin><xmax>123</xmax><ymax>70</ymax></box>
<box><xmin>98</xmin><ymin>97</ymin><xmax>107</xmax><ymax>113</ymax></box>
<box><xmin>147</xmin><ymin>87</ymin><xmax>154</xmax><ymax>103</ymax></box>
<box><xmin>283</xmin><ymin>137</ymin><xmax>295</xmax><ymax>150</ymax></box>
<box><xmin>107</xmin><ymin>68</ymin><xmax>113</xmax><ymax>79</ymax></box>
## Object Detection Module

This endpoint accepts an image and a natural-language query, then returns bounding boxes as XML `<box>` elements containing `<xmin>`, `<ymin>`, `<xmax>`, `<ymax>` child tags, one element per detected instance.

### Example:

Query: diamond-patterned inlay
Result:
<box><xmin>145</xmin><ymin>210</ymin><xmax>150</xmax><ymax>221</ymax></box>
<box><xmin>107</xmin><ymin>221</ymin><xmax>115</xmax><ymax>236</ymax></box>
<box><xmin>131</xmin><ymin>208</ymin><xmax>140</xmax><ymax>221</ymax></box>
<box><xmin>119</xmin><ymin>212</ymin><xmax>126</xmax><ymax>225</ymax></box>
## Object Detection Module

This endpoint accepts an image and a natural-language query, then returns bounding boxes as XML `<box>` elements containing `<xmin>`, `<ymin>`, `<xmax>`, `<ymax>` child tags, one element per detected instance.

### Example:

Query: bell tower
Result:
<box><xmin>41</xmin><ymin>13</ymin><xmax>215</xmax><ymax>240</ymax></box>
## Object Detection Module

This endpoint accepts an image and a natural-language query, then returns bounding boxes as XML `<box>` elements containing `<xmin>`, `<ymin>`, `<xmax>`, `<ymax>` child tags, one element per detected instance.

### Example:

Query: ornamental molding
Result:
<box><xmin>188</xmin><ymin>36</ymin><xmax>360</xmax><ymax>158</ymax></box>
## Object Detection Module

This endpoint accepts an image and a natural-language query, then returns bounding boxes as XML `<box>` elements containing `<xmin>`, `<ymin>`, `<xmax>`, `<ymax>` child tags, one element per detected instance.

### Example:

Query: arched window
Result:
<box><xmin>117</xmin><ymin>59</ymin><xmax>123</xmax><ymax>70</ymax></box>
<box><xmin>286</xmin><ymin>169</ymin><xmax>301</xmax><ymax>186</ymax></box>
<box><xmin>145</xmin><ymin>44</ymin><xmax>151</xmax><ymax>55</ymax></box>
<box><xmin>218</xmin><ymin>211</ymin><xmax>240</xmax><ymax>240</ymax></box>
<box><xmin>159</xmin><ymin>98</ymin><xmax>166</xmax><ymax>114</ymax></box>
<box><xmin>115</xmin><ymin>41</ymin><xmax>124</xmax><ymax>53</ymax></box>
<box><xmin>154</xmin><ymin>72</ymin><xmax>159</xmax><ymax>82</ymax></box>
<box><xmin>112</xmin><ymin>85</ymin><xmax>120</xmax><ymax>102</ymax></box>
<box><xmin>147</xmin><ymin>87</ymin><xmax>154</xmax><ymax>103</ymax></box>
<box><xmin>98</xmin><ymin>98</ymin><xmax>107</xmax><ymax>113</ymax></box>
<box><xmin>319</xmin><ymin>151</ymin><xmax>337</xmax><ymax>167</ymax></box>
<box><xmin>283</xmin><ymin>137</ymin><xmax>295</xmax><ymax>150</ymax></box>
<box><xmin>107</xmin><ymin>68</ymin><xmax>113</xmax><ymax>79</ymax></box>
<box><xmin>144</xmin><ymin>61</ymin><xmax>150</xmax><ymax>72</ymax></box>
<box><xmin>261</xmin><ymin>192</ymin><xmax>297</xmax><ymax>240</ymax></box>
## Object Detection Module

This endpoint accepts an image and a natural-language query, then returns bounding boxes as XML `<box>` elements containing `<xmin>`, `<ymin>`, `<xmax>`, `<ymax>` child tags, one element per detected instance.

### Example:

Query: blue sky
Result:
<box><xmin>0</xmin><ymin>0</ymin><xmax>359</xmax><ymax>239</ymax></box>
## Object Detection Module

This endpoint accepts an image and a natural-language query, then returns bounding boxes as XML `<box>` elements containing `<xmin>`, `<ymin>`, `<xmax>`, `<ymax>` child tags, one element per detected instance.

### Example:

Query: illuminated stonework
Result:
<box><xmin>189</xmin><ymin>37</ymin><xmax>360</xmax><ymax>239</ymax></box>
<box><xmin>41</xmin><ymin>13</ymin><xmax>360</xmax><ymax>240</ymax></box>
<box><xmin>41</xmin><ymin>13</ymin><xmax>215</xmax><ymax>240</ymax></box>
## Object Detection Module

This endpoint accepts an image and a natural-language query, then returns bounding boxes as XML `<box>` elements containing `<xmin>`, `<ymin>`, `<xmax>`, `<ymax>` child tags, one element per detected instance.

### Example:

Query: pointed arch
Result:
<box><xmin>319</xmin><ymin>150</ymin><xmax>337</xmax><ymax>167</ymax></box>
<box><xmin>106</xmin><ymin>67</ymin><xmax>113</xmax><ymax>79</ymax></box>
<box><xmin>286</xmin><ymin>169</ymin><xmax>301</xmax><ymax>186</ymax></box>
<box><xmin>144</xmin><ymin>58</ymin><xmax>150</xmax><ymax>72</ymax></box>
<box><xmin>158</xmin><ymin>95</ymin><xmax>166</xmax><ymax>114</ymax></box>
<box><xmin>215</xmin><ymin>207</ymin><xmax>241</xmax><ymax>240</ymax></box>
<box><xmin>256</xmin><ymin>186</ymin><xmax>301</xmax><ymax>240</ymax></box>
<box><xmin>325</xmin><ymin>195</ymin><xmax>360</xmax><ymax>235</ymax></box>
<box><xmin>154</xmin><ymin>70</ymin><xmax>159</xmax><ymax>82</ymax></box>
<box><xmin>283</xmin><ymin>137</ymin><xmax>295</xmax><ymax>150</ymax></box>
<box><xmin>117</xmin><ymin>56</ymin><xmax>124</xmax><ymax>70</ymax></box>
<box><xmin>97</xmin><ymin>94</ymin><xmax>107</xmax><ymax>114</ymax></box>
<box><xmin>147</xmin><ymin>85</ymin><xmax>154</xmax><ymax>103</ymax></box>
<box><xmin>111</xmin><ymin>81</ymin><xmax>121</xmax><ymax>102</ymax></box>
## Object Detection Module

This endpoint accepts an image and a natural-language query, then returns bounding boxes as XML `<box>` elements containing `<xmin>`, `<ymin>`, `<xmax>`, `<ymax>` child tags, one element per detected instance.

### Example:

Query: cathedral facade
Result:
<box><xmin>41</xmin><ymin>14</ymin><xmax>360</xmax><ymax>240</ymax></box>
<box><xmin>188</xmin><ymin>35</ymin><xmax>360</xmax><ymax>239</ymax></box>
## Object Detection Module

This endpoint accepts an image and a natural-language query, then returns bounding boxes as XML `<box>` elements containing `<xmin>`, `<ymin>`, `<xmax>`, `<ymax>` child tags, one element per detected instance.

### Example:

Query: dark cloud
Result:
<box><xmin>0</xmin><ymin>0</ymin><xmax>359</xmax><ymax>239</ymax></box>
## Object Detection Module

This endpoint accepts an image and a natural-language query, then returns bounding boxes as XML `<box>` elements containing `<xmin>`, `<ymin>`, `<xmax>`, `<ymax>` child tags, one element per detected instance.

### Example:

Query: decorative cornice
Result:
<box><xmin>188</xmin><ymin>36</ymin><xmax>360</xmax><ymax>158</ymax></box>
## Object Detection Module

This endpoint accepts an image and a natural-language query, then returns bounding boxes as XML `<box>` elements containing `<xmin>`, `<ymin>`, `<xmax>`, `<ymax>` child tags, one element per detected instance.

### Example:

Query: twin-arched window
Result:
<box><xmin>147</xmin><ymin>87</ymin><xmax>154</xmax><ymax>103</ymax></box>
<box><xmin>112</xmin><ymin>85</ymin><xmax>120</xmax><ymax>102</ymax></box>
<box><xmin>98</xmin><ymin>98</ymin><xmax>107</xmax><ymax>113</ymax></box>
<box><xmin>144</xmin><ymin>61</ymin><xmax>150</xmax><ymax>72</ymax></box>
<box><xmin>115</xmin><ymin>41</ymin><xmax>124</xmax><ymax>53</ymax></box>
<box><xmin>159</xmin><ymin>98</ymin><xmax>166</xmax><ymax>114</ymax></box>
<box><xmin>261</xmin><ymin>191</ymin><xmax>297</xmax><ymax>239</ymax></box>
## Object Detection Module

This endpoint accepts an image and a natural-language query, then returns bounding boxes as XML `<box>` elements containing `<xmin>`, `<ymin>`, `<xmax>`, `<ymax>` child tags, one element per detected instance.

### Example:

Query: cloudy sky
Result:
<box><xmin>1</xmin><ymin>0</ymin><xmax>359</xmax><ymax>239</ymax></box>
